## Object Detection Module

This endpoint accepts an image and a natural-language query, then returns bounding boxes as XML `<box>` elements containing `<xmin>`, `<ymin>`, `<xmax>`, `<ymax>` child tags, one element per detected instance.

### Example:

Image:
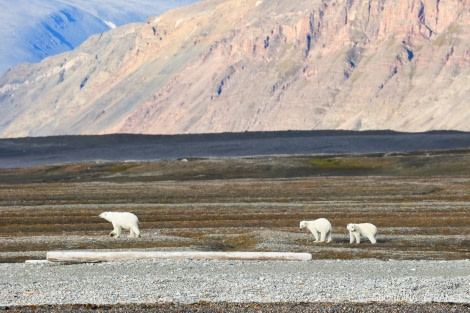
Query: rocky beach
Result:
<box><xmin>1</xmin><ymin>259</ymin><xmax>469</xmax><ymax>312</ymax></box>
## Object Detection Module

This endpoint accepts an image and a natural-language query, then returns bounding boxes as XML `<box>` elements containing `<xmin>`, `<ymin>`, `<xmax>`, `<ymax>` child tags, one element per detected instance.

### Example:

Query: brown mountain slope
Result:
<box><xmin>0</xmin><ymin>0</ymin><xmax>469</xmax><ymax>138</ymax></box>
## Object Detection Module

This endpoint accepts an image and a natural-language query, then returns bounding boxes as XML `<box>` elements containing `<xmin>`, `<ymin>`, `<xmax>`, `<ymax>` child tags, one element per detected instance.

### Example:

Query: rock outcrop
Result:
<box><xmin>0</xmin><ymin>0</ymin><xmax>469</xmax><ymax>138</ymax></box>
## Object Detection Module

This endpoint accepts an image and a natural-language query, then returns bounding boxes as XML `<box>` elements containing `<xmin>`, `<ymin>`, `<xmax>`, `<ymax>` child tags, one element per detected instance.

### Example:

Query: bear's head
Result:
<box><xmin>347</xmin><ymin>223</ymin><xmax>356</xmax><ymax>232</ymax></box>
<box><xmin>299</xmin><ymin>220</ymin><xmax>307</xmax><ymax>229</ymax></box>
<box><xmin>99</xmin><ymin>212</ymin><xmax>111</xmax><ymax>222</ymax></box>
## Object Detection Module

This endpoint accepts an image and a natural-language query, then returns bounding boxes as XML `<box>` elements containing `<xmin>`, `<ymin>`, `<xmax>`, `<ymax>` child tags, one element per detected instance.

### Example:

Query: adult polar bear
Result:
<box><xmin>347</xmin><ymin>223</ymin><xmax>377</xmax><ymax>244</ymax></box>
<box><xmin>299</xmin><ymin>218</ymin><xmax>332</xmax><ymax>243</ymax></box>
<box><xmin>99</xmin><ymin>212</ymin><xmax>140</xmax><ymax>238</ymax></box>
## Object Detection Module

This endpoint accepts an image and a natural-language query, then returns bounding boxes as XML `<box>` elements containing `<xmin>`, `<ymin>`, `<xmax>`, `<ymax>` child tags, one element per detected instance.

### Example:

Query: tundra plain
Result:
<box><xmin>0</xmin><ymin>150</ymin><xmax>469</xmax><ymax>263</ymax></box>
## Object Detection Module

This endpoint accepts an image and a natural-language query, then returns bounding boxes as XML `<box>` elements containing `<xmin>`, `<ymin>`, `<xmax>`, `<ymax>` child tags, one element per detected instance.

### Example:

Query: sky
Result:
<box><xmin>0</xmin><ymin>0</ymin><xmax>199</xmax><ymax>75</ymax></box>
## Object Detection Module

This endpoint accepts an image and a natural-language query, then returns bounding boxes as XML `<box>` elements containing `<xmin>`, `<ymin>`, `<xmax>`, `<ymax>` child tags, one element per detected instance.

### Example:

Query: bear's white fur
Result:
<box><xmin>299</xmin><ymin>218</ymin><xmax>332</xmax><ymax>243</ymax></box>
<box><xmin>99</xmin><ymin>212</ymin><xmax>140</xmax><ymax>238</ymax></box>
<box><xmin>347</xmin><ymin>223</ymin><xmax>377</xmax><ymax>244</ymax></box>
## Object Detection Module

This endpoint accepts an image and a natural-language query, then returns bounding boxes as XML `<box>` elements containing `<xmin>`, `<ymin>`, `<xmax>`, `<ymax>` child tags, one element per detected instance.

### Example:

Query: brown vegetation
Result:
<box><xmin>0</xmin><ymin>150</ymin><xmax>469</xmax><ymax>262</ymax></box>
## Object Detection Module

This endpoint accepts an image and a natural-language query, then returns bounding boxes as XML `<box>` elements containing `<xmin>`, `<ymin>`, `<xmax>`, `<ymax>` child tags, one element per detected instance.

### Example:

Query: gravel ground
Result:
<box><xmin>2</xmin><ymin>302</ymin><xmax>470</xmax><ymax>313</ymax></box>
<box><xmin>0</xmin><ymin>259</ymin><xmax>469</xmax><ymax>312</ymax></box>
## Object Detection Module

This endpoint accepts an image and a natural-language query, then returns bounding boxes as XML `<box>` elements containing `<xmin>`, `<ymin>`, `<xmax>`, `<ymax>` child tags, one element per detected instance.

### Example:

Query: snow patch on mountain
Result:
<box><xmin>103</xmin><ymin>21</ymin><xmax>117</xmax><ymax>29</ymax></box>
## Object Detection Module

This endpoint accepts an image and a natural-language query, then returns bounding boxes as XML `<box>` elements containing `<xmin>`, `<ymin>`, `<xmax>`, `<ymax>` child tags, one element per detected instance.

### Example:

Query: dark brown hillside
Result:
<box><xmin>2</xmin><ymin>130</ymin><xmax>470</xmax><ymax>168</ymax></box>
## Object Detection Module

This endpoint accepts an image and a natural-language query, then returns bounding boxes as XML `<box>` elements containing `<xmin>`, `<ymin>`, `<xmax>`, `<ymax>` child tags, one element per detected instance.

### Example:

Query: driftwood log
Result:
<box><xmin>46</xmin><ymin>251</ymin><xmax>312</xmax><ymax>263</ymax></box>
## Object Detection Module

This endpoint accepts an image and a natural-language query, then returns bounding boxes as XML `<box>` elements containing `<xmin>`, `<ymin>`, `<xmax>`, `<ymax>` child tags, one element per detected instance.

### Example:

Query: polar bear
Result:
<box><xmin>299</xmin><ymin>218</ymin><xmax>332</xmax><ymax>243</ymax></box>
<box><xmin>99</xmin><ymin>212</ymin><xmax>140</xmax><ymax>238</ymax></box>
<box><xmin>347</xmin><ymin>223</ymin><xmax>377</xmax><ymax>244</ymax></box>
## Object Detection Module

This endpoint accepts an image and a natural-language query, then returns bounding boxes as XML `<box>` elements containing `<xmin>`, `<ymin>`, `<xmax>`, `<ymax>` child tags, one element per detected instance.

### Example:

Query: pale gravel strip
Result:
<box><xmin>0</xmin><ymin>259</ymin><xmax>469</xmax><ymax>306</ymax></box>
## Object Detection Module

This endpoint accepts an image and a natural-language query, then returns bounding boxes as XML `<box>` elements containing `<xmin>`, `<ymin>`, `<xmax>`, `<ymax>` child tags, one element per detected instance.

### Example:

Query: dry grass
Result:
<box><xmin>0</xmin><ymin>151</ymin><xmax>469</xmax><ymax>262</ymax></box>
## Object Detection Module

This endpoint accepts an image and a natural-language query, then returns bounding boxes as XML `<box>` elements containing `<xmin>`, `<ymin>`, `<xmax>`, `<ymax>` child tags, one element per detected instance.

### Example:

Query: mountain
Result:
<box><xmin>0</xmin><ymin>0</ymin><xmax>469</xmax><ymax>138</ymax></box>
<box><xmin>0</xmin><ymin>0</ymin><xmax>200</xmax><ymax>75</ymax></box>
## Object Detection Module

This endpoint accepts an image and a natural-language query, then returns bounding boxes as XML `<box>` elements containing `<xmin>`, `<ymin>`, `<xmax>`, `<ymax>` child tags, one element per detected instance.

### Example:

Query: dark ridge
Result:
<box><xmin>0</xmin><ymin>130</ymin><xmax>469</xmax><ymax>168</ymax></box>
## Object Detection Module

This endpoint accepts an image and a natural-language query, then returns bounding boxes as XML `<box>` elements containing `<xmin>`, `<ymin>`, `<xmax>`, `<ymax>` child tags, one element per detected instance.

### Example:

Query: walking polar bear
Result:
<box><xmin>347</xmin><ymin>223</ymin><xmax>377</xmax><ymax>244</ymax></box>
<box><xmin>299</xmin><ymin>218</ymin><xmax>332</xmax><ymax>243</ymax></box>
<box><xmin>99</xmin><ymin>212</ymin><xmax>141</xmax><ymax>238</ymax></box>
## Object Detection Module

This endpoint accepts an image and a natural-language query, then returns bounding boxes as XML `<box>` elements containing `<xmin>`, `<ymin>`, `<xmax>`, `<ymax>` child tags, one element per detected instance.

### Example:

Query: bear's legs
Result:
<box><xmin>349</xmin><ymin>231</ymin><xmax>355</xmax><ymax>243</ymax></box>
<box><xmin>309</xmin><ymin>229</ymin><xmax>320</xmax><ymax>242</ymax></box>
<box><xmin>367</xmin><ymin>235</ymin><xmax>377</xmax><ymax>244</ymax></box>
<box><xmin>111</xmin><ymin>224</ymin><xmax>122</xmax><ymax>238</ymax></box>
<box><xmin>129</xmin><ymin>227</ymin><xmax>141</xmax><ymax>238</ymax></box>
<box><xmin>349</xmin><ymin>231</ymin><xmax>361</xmax><ymax>243</ymax></box>
<box><xmin>326</xmin><ymin>230</ymin><xmax>332</xmax><ymax>243</ymax></box>
<box><xmin>353</xmin><ymin>232</ymin><xmax>361</xmax><ymax>244</ymax></box>
<box><xmin>319</xmin><ymin>231</ymin><xmax>327</xmax><ymax>242</ymax></box>
<box><xmin>109</xmin><ymin>230</ymin><xmax>121</xmax><ymax>238</ymax></box>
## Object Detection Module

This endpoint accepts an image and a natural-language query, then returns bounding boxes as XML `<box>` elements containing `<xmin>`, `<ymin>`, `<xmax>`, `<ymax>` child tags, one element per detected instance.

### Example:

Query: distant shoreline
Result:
<box><xmin>1</xmin><ymin>130</ymin><xmax>470</xmax><ymax>168</ymax></box>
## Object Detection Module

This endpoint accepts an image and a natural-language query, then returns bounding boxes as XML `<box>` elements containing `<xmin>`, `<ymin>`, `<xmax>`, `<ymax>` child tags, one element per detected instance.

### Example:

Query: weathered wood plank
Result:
<box><xmin>47</xmin><ymin>251</ymin><xmax>312</xmax><ymax>262</ymax></box>
<box><xmin>24</xmin><ymin>260</ymin><xmax>53</xmax><ymax>264</ymax></box>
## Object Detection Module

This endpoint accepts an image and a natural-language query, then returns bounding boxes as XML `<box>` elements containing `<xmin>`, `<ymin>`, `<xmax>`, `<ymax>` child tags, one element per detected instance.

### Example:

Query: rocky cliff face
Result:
<box><xmin>0</xmin><ymin>0</ymin><xmax>469</xmax><ymax>138</ymax></box>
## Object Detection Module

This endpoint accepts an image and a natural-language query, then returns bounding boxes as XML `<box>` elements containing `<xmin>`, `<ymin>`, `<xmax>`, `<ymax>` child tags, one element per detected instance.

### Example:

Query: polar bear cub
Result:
<box><xmin>299</xmin><ymin>218</ymin><xmax>332</xmax><ymax>243</ymax></box>
<box><xmin>347</xmin><ymin>223</ymin><xmax>377</xmax><ymax>244</ymax></box>
<box><xmin>99</xmin><ymin>212</ymin><xmax>140</xmax><ymax>238</ymax></box>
